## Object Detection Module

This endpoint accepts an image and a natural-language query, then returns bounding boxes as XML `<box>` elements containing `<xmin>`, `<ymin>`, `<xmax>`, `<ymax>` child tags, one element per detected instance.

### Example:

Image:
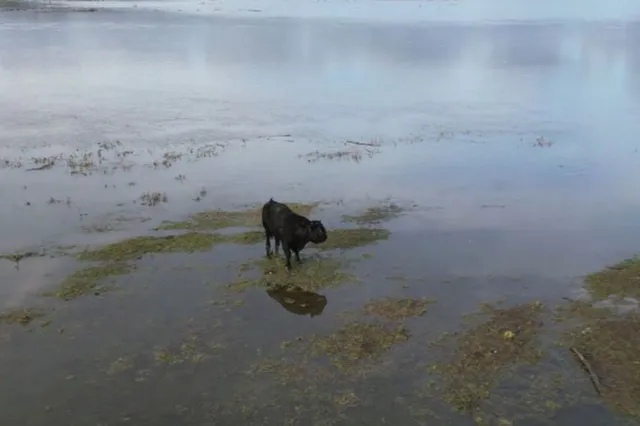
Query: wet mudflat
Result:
<box><xmin>2</xmin><ymin>2</ymin><xmax>640</xmax><ymax>425</ymax></box>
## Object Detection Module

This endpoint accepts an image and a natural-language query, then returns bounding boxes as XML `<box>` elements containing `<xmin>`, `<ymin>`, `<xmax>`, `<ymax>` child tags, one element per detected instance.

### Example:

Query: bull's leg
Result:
<box><xmin>282</xmin><ymin>241</ymin><xmax>292</xmax><ymax>271</ymax></box>
<box><xmin>274</xmin><ymin>237</ymin><xmax>281</xmax><ymax>256</ymax></box>
<box><xmin>294</xmin><ymin>249</ymin><xmax>301</xmax><ymax>263</ymax></box>
<box><xmin>264</xmin><ymin>231</ymin><xmax>272</xmax><ymax>257</ymax></box>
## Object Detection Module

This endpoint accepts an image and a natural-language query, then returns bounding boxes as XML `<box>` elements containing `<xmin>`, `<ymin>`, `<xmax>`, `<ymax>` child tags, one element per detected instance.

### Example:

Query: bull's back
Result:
<box><xmin>262</xmin><ymin>199</ymin><xmax>293</xmax><ymax>235</ymax></box>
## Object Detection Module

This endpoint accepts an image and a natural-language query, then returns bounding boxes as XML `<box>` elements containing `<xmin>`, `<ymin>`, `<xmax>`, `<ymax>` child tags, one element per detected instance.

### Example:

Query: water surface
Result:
<box><xmin>1</xmin><ymin>3</ymin><xmax>640</xmax><ymax>425</ymax></box>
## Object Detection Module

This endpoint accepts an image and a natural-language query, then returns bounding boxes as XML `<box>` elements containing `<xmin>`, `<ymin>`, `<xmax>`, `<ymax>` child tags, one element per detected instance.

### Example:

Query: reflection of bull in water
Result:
<box><xmin>266</xmin><ymin>285</ymin><xmax>327</xmax><ymax>317</ymax></box>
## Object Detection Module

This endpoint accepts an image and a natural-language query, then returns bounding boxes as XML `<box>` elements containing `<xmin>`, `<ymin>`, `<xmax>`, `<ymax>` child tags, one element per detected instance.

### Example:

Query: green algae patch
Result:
<box><xmin>156</xmin><ymin>202</ymin><xmax>319</xmax><ymax>231</ymax></box>
<box><xmin>50</xmin><ymin>263</ymin><xmax>135</xmax><ymax>300</ymax></box>
<box><xmin>427</xmin><ymin>301</ymin><xmax>546</xmax><ymax>414</ymax></box>
<box><xmin>362</xmin><ymin>297</ymin><xmax>435</xmax><ymax>321</ymax></box>
<box><xmin>0</xmin><ymin>308</ymin><xmax>46</xmax><ymax>326</ymax></box>
<box><xmin>310</xmin><ymin>322</ymin><xmax>410</xmax><ymax>374</ymax></box>
<box><xmin>584</xmin><ymin>256</ymin><xmax>640</xmax><ymax>302</ymax></box>
<box><xmin>342</xmin><ymin>203</ymin><xmax>404</xmax><ymax>225</ymax></box>
<box><xmin>154</xmin><ymin>338</ymin><xmax>208</xmax><ymax>366</ymax></box>
<box><xmin>314</xmin><ymin>228</ymin><xmax>390</xmax><ymax>250</ymax></box>
<box><xmin>77</xmin><ymin>233</ymin><xmax>223</xmax><ymax>262</ymax></box>
<box><xmin>226</xmin><ymin>255</ymin><xmax>357</xmax><ymax>294</ymax></box>
<box><xmin>222</xmin><ymin>230</ymin><xmax>264</xmax><ymax>245</ymax></box>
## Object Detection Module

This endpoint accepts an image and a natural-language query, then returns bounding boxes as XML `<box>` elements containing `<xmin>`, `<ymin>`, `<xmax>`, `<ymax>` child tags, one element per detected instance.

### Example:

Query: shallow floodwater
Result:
<box><xmin>1</xmin><ymin>2</ymin><xmax>640</xmax><ymax>425</ymax></box>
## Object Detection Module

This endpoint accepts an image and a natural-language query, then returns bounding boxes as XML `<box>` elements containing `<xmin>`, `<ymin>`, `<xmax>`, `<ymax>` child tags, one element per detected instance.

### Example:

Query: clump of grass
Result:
<box><xmin>226</xmin><ymin>255</ymin><xmax>357</xmax><ymax>293</ymax></box>
<box><xmin>310</xmin><ymin>321</ymin><xmax>410</xmax><ymax>373</ymax></box>
<box><xmin>49</xmin><ymin>263</ymin><xmax>135</xmax><ymax>300</ymax></box>
<box><xmin>106</xmin><ymin>324</ymin><xmax>225</xmax><ymax>381</ymax></box>
<box><xmin>67</xmin><ymin>151</ymin><xmax>97</xmax><ymax>174</ymax></box>
<box><xmin>334</xmin><ymin>390</ymin><xmax>360</xmax><ymax>410</ymax></box>
<box><xmin>428</xmin><ymin>301</ymin><xmax>546</xmax><ymax>413</ymax></box>
<box><xmin>139</xmin><ymin>191</ymin><xmax>168</xmax><ymax>206</ymax></box>
<box><xmin>342</xmin><ymin>203</ymin><xmax>404</xmax><ymax>225</ymax></box>
<box><xmin>154</xmin><ymin>342</ymin><xmax>206</xmax><ymax>365</ymax></box>
<box><xmin>107</xmin><ymin>356</ymin><xmax>134</xmax><ymax>375</ymax></box>
<box><xmin>533</xmin><ymin>136</ymin><xmax>553</xmax><ymax>147</ymax></box>
<box><xmin>584</xmin><ymin>256</ymin><xmax>640</xmax><ymax>302</ymax></box>
<box><xmin>153</xmin><ymin>151</ymin><xmax>183</xmax><ymax>168</ymax></box>
<box><xmin>191</xmin><ymin>143</ymin><xmax>225</xmax><ymax>159</ymax></box>
<box><xmin>47</xmin><ymin>197</ymin><xmax>62</xmax><ymax>204</ymax></box>
<box><xmin>193</xmin><ymin>187</ymin><xmax>207</xmax><ymax>202</ymax></box>
<box><xmin>314</xmin><ymin>228</ymin><xmax>390</xmax><ymax>250</ymax></box>
<box><xmin>153</xmin><ymin>332</ymin><xmax>224</xmax><ymax>366</ymax></box>
<box><xmin>0</xmin><ymin>308</ymin><xmax>46</xmax><ymax>326</ymax></box>
<box><xmin>77</xmin><ymin>233</ymin><xmax>223</xmax><ymax>262</ymax></box>
<box><xmin>300</xmin><ymin>149</ymin><xmax>377</xmax><ymax>164</ymax></box>
<box><xmin>362</xmin><ymin>297</ymin><xmax>434</xmax><ymax>320</ymax></box>
<box><xmin>246</xmin><ymin>358</ymin><xmax>316</xmax><ymax>384</ymax></box>
<box><xmin>0</xmin><ymin>250</ymin><xmax>42</xmax><ymax>263</ymax></box>
<box><xmin>1</xmin><ymin>158</ymin><xmax>23</xmax><ymax>168</ymax></box>
<box><xmin>156</xmin><ymin>202</ymin><xmax>318</xmax><ymax>231</ymax></box>
<box><xmin>82</xmin><ymin>223</ymin><xmax>116</xmax><ymax>233</ymax></box>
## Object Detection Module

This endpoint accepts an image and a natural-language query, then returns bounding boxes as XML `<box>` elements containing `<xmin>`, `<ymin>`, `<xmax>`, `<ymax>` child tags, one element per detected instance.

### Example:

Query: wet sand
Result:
<box><xmin>1</xmin><ymin>2</ymin><xmax>640</xmax><ymax>425</ymax></box>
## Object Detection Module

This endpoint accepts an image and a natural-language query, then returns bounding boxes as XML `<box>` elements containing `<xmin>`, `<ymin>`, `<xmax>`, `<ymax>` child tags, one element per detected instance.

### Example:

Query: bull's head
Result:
<box><xmin>307</xmin><ymin>220</ymin><xmax>328</xmax><ymax>244</ymax></box>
